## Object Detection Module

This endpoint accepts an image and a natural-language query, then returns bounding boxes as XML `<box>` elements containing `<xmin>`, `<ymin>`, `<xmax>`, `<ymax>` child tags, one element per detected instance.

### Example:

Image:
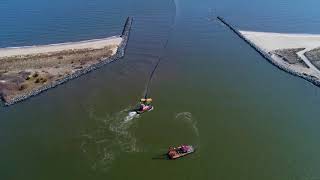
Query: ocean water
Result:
<box><xmin>1</xmin><ymin>0</ymin><xmax>320</xmax><ymax>179</ymax></box>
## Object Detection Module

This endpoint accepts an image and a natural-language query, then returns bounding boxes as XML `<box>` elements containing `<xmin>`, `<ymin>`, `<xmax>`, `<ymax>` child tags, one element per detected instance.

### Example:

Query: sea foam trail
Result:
<box><xmin>175</xmin><ymin>112</ymin><xmax>199</xmax><ymax>137</ymax></box>
<box><xmin>80</xmin><ymin>106</ymin><xmax>141</xmax><ymax>171</ymax></box>
<box><xmin>124</xmin><ymin>111</ymin><xmax>140</xmax><ymax>122</ymax></box>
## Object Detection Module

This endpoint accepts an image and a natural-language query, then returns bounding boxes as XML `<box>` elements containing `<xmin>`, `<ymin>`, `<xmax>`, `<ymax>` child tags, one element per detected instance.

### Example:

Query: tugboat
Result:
<box><xmin>127</xmin><ymin>98</ymin><xmax>153</xmax><ymax>119</ymax></box>
<box><xmin>134</xmin><ymin>98</ymin><xmax>153</xmax><ymax>114</ymax></box>
<box><xmin>135</xmin><ymin>104</ymin><xmax>153</xmax><ymax>114</ymax></box>
<box><xmin>167</xmin><ymin>145</ymin><xmax>195</xmax><ymax>160</ymax></box>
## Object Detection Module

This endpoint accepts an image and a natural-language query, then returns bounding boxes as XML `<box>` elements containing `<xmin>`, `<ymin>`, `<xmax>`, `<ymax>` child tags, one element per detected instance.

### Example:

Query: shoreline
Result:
<box><xmin>217</xmin><ymin>16</ymin><xmax>320</xmax><ymax>88</ymax></box>
<box><xmin>0</xmin><ymin>36</ymin><xmax>122</xmax><ymax>58</ymax></box>
<box><xmin>239</xmin><ymin>30</ymin><xmax>320</xmax><ymax>52</ymax></box>
<box><xmin>1</xmin><ymin>17</ymin><xmax>133</xmax><ymax>106</ymax></box>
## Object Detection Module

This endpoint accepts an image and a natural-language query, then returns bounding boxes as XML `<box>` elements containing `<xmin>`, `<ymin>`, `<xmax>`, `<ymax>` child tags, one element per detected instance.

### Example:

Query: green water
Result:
<box><xmin>1</xmin><ymin>0</ymin><xmax>320</xmax><ymax>179</ymax></box>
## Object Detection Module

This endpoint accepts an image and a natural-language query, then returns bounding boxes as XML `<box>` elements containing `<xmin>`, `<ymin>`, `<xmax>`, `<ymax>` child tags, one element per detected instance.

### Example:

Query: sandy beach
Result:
<box><xmin>218</xmin><ymin>15</ymin><xmax>320</xmax><ymax>87</ymax></box>
<box><xmin>239</xmin><ymin>31</ymin><xmax>320</xmax><ymax>72</ymax></box>
<box><xmin>0</xmin><ymin>36</ymin><xmax>123</xmax><ymax>103</ymax></box>
<box><xmin>0</xmin><ymin>16</ymin><xmax>134</xmax><ymax>106</ymax></box>
<box><xmin>235</xmin><ymin>30</ymin><xmax>320</xmax><ymax>88</ymax></box>
<box><xmin>239</xmin><ymin>31</ymin><xmax>320</xmax><ymax>52</ymax></box>
<box><xmin>0</xmin><ymin>36</ymin><xmax>122</xmax><ymax>58</ymax></box>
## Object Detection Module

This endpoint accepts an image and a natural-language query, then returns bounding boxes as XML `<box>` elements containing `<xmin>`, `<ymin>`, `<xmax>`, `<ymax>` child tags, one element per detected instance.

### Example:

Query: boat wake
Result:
<box><xmin>175</xmin><ymin>112</ymin><xmax>199</xmax><ymax>137</ymax></box>
<box><xmin>80</xmin><ymin>106</ymin><xmax>141</xmax><ymax>172</ymax></box>
<box><xmin>124</xmin><ymin>111</ymin><xmax>140</xmax><ymax>122</ymax></box>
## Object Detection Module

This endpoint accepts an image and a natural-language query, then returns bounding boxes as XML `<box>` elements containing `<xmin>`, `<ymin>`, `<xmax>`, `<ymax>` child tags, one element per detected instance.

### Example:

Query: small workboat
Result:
<box><xmin>135</xmin><ymin>105</ymin><xmax>153</xmax><ymax>114</ymax></box>
<box><xmin>126</xmin><ymin>105</ymin><xmax>153</xmax><ymax>121</ymax></box>
<box><xmin>167</xmin><ymin>145</ymin><xmax>195</xmax><ymax>160</ymax></box>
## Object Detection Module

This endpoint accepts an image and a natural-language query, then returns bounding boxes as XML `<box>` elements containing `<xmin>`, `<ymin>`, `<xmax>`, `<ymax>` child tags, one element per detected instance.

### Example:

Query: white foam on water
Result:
<box><xmin>80</xmin><ymin>106</ymin><xmax>141</xmax><ymax>172</ymax></box>
<box><xmin>124</xmin><ymin>111</ymin><xmax>139</xmax><ymax>122</ymax></box>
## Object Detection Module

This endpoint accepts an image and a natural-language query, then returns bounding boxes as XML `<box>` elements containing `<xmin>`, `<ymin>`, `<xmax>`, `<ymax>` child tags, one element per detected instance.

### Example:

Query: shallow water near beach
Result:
<box><xmin>1</xmin><ymin>0</ymin><xmax>320</xmax><ymax>179</ymax></box>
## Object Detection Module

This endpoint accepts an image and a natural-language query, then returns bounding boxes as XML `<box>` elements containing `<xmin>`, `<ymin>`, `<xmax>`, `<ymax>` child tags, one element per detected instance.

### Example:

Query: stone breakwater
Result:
<box><xmin>217</xmin><ymin>16</ymin><xmax>320</xmax><ymax>88</ymax></box>
<box><xmin>1</xmin><ymin>17</ymin><xmax>133</xmax><ymax>106</ymax></box>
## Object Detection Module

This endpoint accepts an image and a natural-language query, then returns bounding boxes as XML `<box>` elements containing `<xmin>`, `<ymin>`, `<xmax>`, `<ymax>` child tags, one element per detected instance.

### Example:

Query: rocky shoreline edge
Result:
<box><xmin>1</xmin><ymin>17</ymin><xmax>133</xmax><ymax>106</ymax></box>
<box><xmin>217</xmin><ymin>16</ymin><xmax>320</xmax><ymax>88</ymax></box>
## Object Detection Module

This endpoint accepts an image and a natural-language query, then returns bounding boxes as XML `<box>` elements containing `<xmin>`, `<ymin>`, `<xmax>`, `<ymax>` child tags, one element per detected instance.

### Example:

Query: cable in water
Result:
<box><xmin>130</xmin><ymin>0</ymin><xmax>177</xmax><ymax>115</ymax></box>
<box><xmin>143</xmin><ymin>0</ymin><xmax>177</xmax><ymax>99</ymax></box>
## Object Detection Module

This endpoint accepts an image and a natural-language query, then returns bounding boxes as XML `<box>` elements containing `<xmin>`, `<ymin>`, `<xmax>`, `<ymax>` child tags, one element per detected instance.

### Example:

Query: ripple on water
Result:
<box><xmin>80</xmin><ymin>106</ymin><xmax>141</xmax><ymax>171</ymax></box>
<box><xmin>175</xmin><ymin>112</ymin><xmax>199</xmax><ymax>137</ymax></box>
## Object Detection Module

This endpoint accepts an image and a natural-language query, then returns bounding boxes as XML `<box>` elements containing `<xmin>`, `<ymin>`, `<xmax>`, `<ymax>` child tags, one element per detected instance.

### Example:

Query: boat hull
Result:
<box><xmin>167</xmin><ymin>145</ymin><xmax>195</xmax><ymax>160</ymax></box>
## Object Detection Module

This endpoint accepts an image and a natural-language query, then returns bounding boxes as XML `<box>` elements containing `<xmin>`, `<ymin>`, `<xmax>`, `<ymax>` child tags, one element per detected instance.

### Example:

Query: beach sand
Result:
<box><xmin>0</xmin><ymin>36</ymin><xmax>122</xmax><ymax>58</ymax></box>
<box><xmin>238</xmin><ymin>30</ymin><xmax>320</xmax><ymax>87</ymax></box>
<box><xmin>240</xmin><ymin>31</ymin><xmax>320</xmax><ymax>51</ymax></box>
<box><xmin>0</xmin><ymin>36</ymin><xmax>123</xmax><ymax>103</ymax></box>
<box><xmin>0</xmin><ymin>16</ymin><xmax>132</xmax><ymax>106</ymax></box>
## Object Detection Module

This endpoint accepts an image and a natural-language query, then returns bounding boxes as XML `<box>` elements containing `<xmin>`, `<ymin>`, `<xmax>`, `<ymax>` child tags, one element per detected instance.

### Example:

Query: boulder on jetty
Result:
<box><xmin>217</xmin><ymin>16</ymin><xmax>320</xmax><ymax>88</ymax></box>
<box><xmin>0</xmin><ymin>17</ymin><xmax>133</xmax><ymax>106</ymax></box>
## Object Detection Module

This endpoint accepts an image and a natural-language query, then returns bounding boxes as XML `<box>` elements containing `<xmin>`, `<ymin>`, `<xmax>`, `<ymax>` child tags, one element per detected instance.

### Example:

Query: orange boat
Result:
<box><xmin>167</xmin><ymin>145</ymin><xmax>195</xmax><ymax>160</ymax></box>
